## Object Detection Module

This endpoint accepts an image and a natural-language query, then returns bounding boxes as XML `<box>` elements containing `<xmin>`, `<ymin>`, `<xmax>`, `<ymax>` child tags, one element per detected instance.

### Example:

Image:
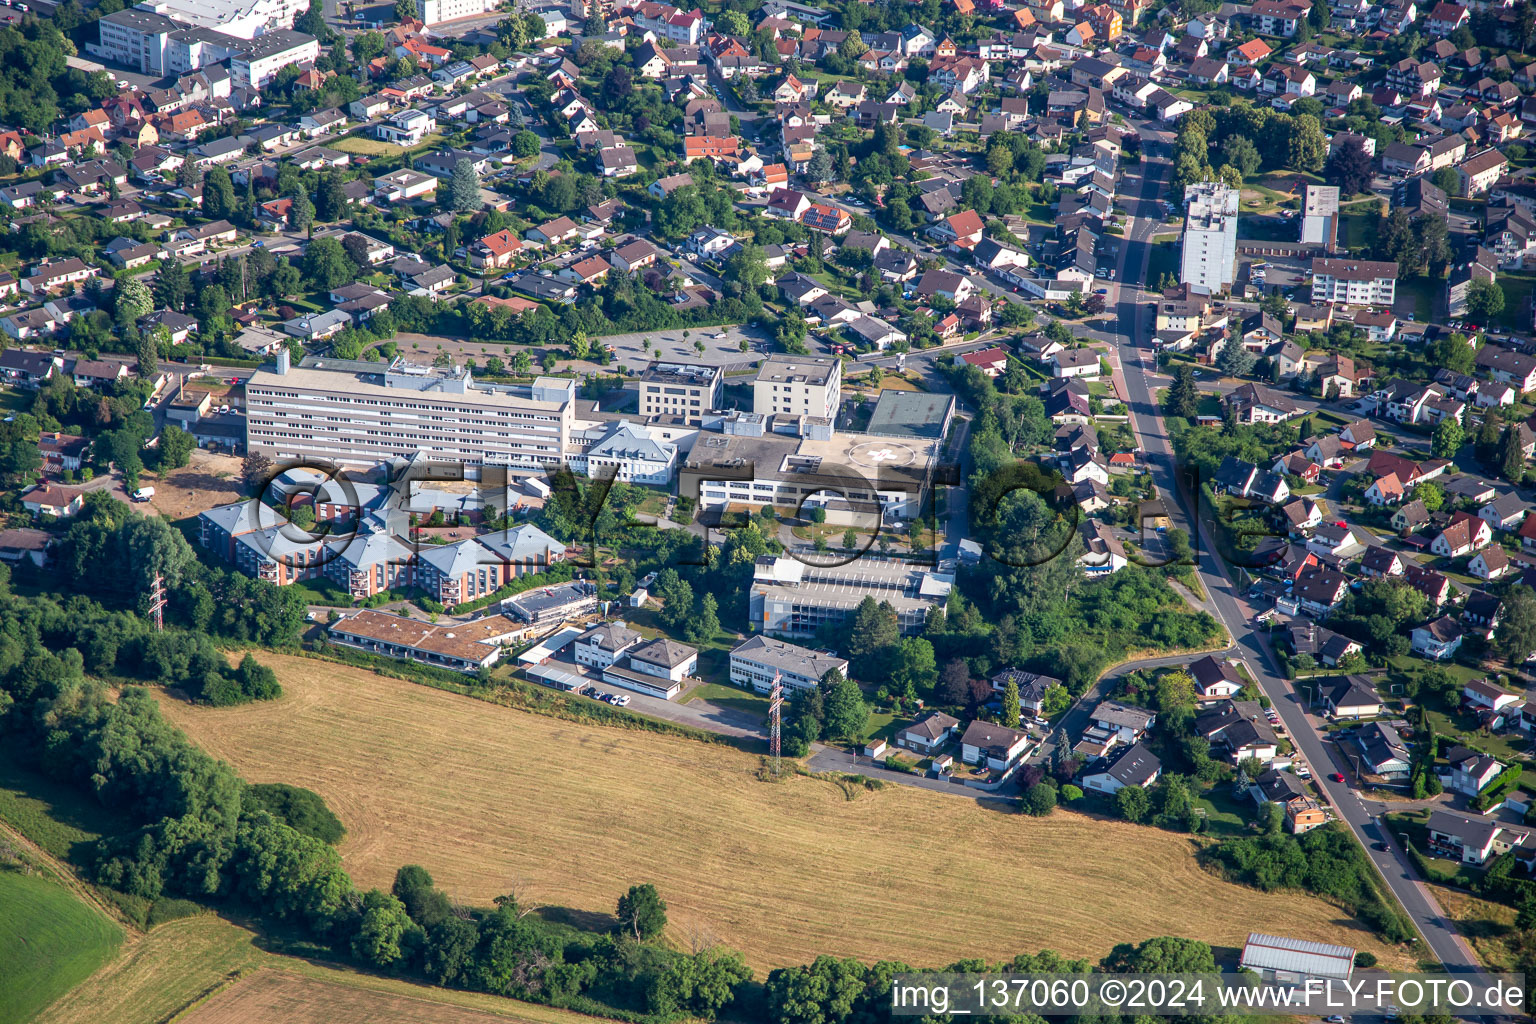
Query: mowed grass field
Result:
<box><xmin>156</xmin><ymin>654</ymin><xmax>1404</xmax><ymax>970</ymax></box>
<box><xmin>182</xmin><ymin>971</ymin><xmax>549</xmax><ymax>1024</ymax></box>
<box><xmin>0</xmin><ymin>870</ymin><xmax>123</xmax><ymax>1024</ymax></box>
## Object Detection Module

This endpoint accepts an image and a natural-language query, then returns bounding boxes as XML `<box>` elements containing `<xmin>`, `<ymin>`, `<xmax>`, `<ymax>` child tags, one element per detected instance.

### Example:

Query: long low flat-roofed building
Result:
<box><xmin>749</xmin><ymin>555</ymin><xmax>952</xmax><ymax>637</ymax></box>
<box><xmin>245</xmin><ymin>351</ymin><xmax>576</xmax><ymax>470</ymax></box>
<box><xmin>681</xmin><ymin>426</ymin><xmax>938</xmax><ymax>521</ymax></box>
<box><xmin>1238</xmin><ymin>933</ymin><xmax>1355</xmax><ymax>983</ymax></box>
<box><xmin>328</xmin><ymin>609</ymin><xmax>527</xmax><ymax>671</ymax></box>
<box><xmin>502</xmin><ymin>581</ymin><xmax>599</xmax><ymax>624</ymax></box>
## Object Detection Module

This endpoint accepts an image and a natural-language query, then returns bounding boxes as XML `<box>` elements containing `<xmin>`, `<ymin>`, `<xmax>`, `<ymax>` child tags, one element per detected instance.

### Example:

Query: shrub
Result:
<box><xmin>245</xmin><ymin>782</ymin><xmax>347</xmax><ymax>845</ymax></box>
<box><xmin>1022</xmin><ymin>781</ymin><xmax>1058</xmax><ymax>817</ymax></box>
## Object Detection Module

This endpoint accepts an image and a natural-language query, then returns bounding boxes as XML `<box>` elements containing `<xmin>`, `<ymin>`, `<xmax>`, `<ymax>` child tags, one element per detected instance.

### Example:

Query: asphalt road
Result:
<box><xmin>1110</xmin><ymin>125</ymin><xmax>1482</xmax><ymax>973</ymax></box>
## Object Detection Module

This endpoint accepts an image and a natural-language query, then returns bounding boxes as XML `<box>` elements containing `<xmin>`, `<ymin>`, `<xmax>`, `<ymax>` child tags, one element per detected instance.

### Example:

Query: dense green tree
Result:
<box><xmin>616</xmin><ymin>882</ymin><xmax>668</xmax><ymax>940</ymax></box>
<box><xmin>764</xmin><ymin>955</ymin><xmax>866</xmax><ymax>1024</ymax></box>
<box><xmin>1466</xmin><ymin>279</ymin><xmax>1506</xmax><ymax>323</ymax></box>
<box><xmin>315</xmin><ymin>171</ymin><xmax>348</xmax><ymax>222</ymax></box>
<box><xmin>1021</xmin><ymin>781</ymin><xmax>1057</xmax><ymax>816</ymax></box>
<box><xmin>352</xmin><ymin>889</ymin><xmax>412</xmax><ymax>967</ymax></box>
<box><xmin>116</xmin><ymin>275</ymin><xmax>152</xmax><ymax>325</ymax></box>
<box><xmin>511</xmin><ymin>130</ymin><xmax>540</xmax><ymax>158</ymax></box>
<box><xmin>1102</xmin><ymin>935</ymin><xmax>1217</xmax><ymax>974</ymax></box>
<box><xmin>1426</xmin><ymin>331</ymin><xmax>1475</xmax><ymax>374</ymax></box>
<box><xmin>303</xmin><ymin>237</ymin><xmax>355</xmax><ymax>290</ymax></box>
<box><xmin>823</xmin><ymin>677</ymin><xmax>870</xmax><ymax>740</ymax></box>
<box><xmin>890</xmin><ymin>636</ymin><xmax>937</xmax><ymax>700</ymax></box>
<box><xmin>202</xmin><ymin>166</ymin><xmax>237</xmax><ymax>220</ymax></box>
<box><xmin>152</xmin><ymin>260</ymin><xmax>190</xmax><ymax>312</ymax></box>
<box><xmin>1217</xmin><ymin>339</ymin><xmax>1255</xmax><ymax>378</ymax></box>
<box><xmin>1431</xmin><ymin>417</ymin><xmax>1463</xmax><ymax>459</ymax></box>
<box><xmin>1495</xmin><ymin>586</ymin><xmax>1536</xmax><ymax>665</ymax></box>
<box><xmin>1325</xmin><ymin>136</ymin><xmax>1374</xmax><ymax>197</ymax></box>
<box><xmin>1116</xmin><ymin>784</ymin><xmax>1151</xmax><ymax>823</ymax></box>
<box><xmin>158</xmin><ymin>424</ymin><xmax>193</xmax><ymax>470</ymax></box>
<box><xmin>843</xmin><ymin>596</ymin><xmax>899</xmax><ymax>675</ymax></box>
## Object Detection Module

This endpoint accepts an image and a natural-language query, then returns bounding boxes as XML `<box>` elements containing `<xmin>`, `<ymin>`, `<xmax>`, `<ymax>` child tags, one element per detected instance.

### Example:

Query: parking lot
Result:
<box><xmin>595</xmin><ymin>324</ymin><xmax>771</xmax><ymax>372</ymax></box>
<box><xmin>1237</xmin><ymin>253</ymin><xmax>1310</xmax><ymax>296</ymax></box>
<box><xmin>532</xmin><ymin>656</ymin><xmax>767</xmax><ymax>740</ymax></box>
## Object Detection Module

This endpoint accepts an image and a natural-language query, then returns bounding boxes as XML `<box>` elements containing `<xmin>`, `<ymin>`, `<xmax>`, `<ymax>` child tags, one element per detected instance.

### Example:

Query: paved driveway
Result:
<box><xmin>807</xmin><ymin>746</ymin><xmax>1019</xmax><ymax>805</ymax></box>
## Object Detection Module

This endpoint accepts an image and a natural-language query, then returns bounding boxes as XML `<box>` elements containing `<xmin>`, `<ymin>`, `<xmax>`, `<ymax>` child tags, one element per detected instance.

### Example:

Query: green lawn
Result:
<box><xmin>864</xmin><ymin>708</ymin><xmax>905</xmax><ymax>742</ymax></box>
<box><xmin>1338</xmin><ymin>209</ymin><xmax>1379</xmax><ymax>251</ymax></box>
<box><xmin>286</xmin><ymin>578</ymin><xmax>356</xmax><ymax>607</ymax></box>
<box><xmin>1397</xmin><ymin>276</ymin><xmax>1436</xmax><ymax>323</ymax></box>
<box><xmin>1194</xmin><ymin>782</ymin><xmax>1256</xmax><ymax>838</ymax></box>
<box><xmin>684</xmin><ymin>682</ymin><xmax>770</xmax><ymax>720</ymax></box>
<box><xmin>0</xmin><ymin>747</ymin><xmax>127</xmax><ymax>865</ymax></box>
<box><xmin>0</xmin><ymin>870</ymin><xmax>124</xmax><ymax>1024</ymax></box>
<box><xmin>1238</xmin><ymin>215</ymin><xmax>1294</xmax><ymax>242</ymax></box>
<box><xmin>1146</xmin><ymin>239</ymin><xmax>1179</xmax><ymax>288</ymax></box>
<box><xmin>1496</xmin><ymin>272</ymin><xmax>1536</xmax><ymax>331</ymax></box>
<box><xmin>629</xmin><ymin>486</ymin><xmax>670</xmax><ymax>517</ymax></box>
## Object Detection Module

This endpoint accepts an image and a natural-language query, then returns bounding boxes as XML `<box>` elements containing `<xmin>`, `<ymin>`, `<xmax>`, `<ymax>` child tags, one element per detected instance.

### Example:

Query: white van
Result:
<box><xmin>131</xmin><ymin>487</ymin><xmax>155</xmax><ymax>502</ymax></box>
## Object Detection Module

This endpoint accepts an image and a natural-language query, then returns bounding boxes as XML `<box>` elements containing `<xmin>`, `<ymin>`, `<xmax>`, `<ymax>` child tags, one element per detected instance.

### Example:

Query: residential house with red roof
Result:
<box><xmin>683</xmin><ymin>135</ymin><xmax>740</xmax><ymax>162</ymax></box>
<box><xmin>929</xmin><ymin>209</ymin><xmax>985</xmax><ymax>249</ymax></box>
<box><xmin>961</xmin><ymin>347</ymin><xmax>1011</xmax><ymax>378</ymax></box>
<box><xmin>1426</xmin><ymin>1</ymin><xmax>1469</xmax><ymax>34</ymax></box>
<box><xmin>1230</xmin><ymin>38</ymin><xmax>1273</xmax><ymax>66</ymax></box>
<box><xmin>470</xmin><ymin>229</ymin><xmax>525</xmax><ymax>269</ymax></box>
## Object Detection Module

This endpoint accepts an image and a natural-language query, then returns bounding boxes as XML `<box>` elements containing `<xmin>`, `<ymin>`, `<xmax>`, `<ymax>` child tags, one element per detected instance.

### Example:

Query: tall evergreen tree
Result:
<box><xmin>1500</xmin><ymin>424</ymin><xmax>1526</xmax><ymax>483</ymax></box>
<box><xmin>1001</xmin><ymin>679</ymin><xmax>1021</xmax><ymax>725</ymax></box>
<box><xmin>449</xmin><ymin>158</ymin><xmax>481</xmax><ymax>213</ymax></box>
<box><xmin>151</xmin><ymin>260</ymin><xmax>190</xmax><ymax>312</ymax></box>
<box><xmin>1167</xmin><ymin>364</ymin><xmax>1200</xmax><ymax>418</ymax></box>
<box><xmin>1477</xmin><ymin>411</ymin><xmax>1503</xmax><ymax>466</ymax></box>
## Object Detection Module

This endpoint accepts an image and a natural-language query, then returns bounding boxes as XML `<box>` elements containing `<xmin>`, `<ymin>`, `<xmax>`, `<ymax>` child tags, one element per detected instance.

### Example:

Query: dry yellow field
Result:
<box><xmin>1429</xmin><ymin>885</ymin><xmax>1518</xmax><ymax>972</ymax></box>
<box><xmin>157</xmin><ymin>654</ymin><xmax>1402</xmax><ymax>971</ymax></box>
<box><xmin>182</xmin><ymin>971</ymin><xmax>544</xmax><ymax>1024</ymax></box>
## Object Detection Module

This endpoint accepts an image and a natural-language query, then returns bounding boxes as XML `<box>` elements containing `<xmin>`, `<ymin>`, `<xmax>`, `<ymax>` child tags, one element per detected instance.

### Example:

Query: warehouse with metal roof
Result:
<box><xmin>1239</xmin><ymin>933</ymin><xmax>1356</xmax><ymax>982</ymax></box>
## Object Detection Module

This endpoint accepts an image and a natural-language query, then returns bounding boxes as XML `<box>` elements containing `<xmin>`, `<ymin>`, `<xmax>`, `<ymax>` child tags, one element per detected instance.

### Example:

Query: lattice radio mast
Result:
<box><xmin>147</xmin><ymin>572</ymin><xmax>166</xmax><ymax>632</ymax></box>
<box><xmin>769</xmin><ymin>670</ymin><xmax>783</xmax><ymax>776</ymax></box>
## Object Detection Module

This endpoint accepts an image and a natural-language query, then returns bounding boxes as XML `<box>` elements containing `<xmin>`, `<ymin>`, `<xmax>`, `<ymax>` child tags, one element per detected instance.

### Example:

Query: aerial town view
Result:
<box><xmin>12</xmin><ymin>0</ymin><xmax>1536</xmax><ymax>1018</ymax></box>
